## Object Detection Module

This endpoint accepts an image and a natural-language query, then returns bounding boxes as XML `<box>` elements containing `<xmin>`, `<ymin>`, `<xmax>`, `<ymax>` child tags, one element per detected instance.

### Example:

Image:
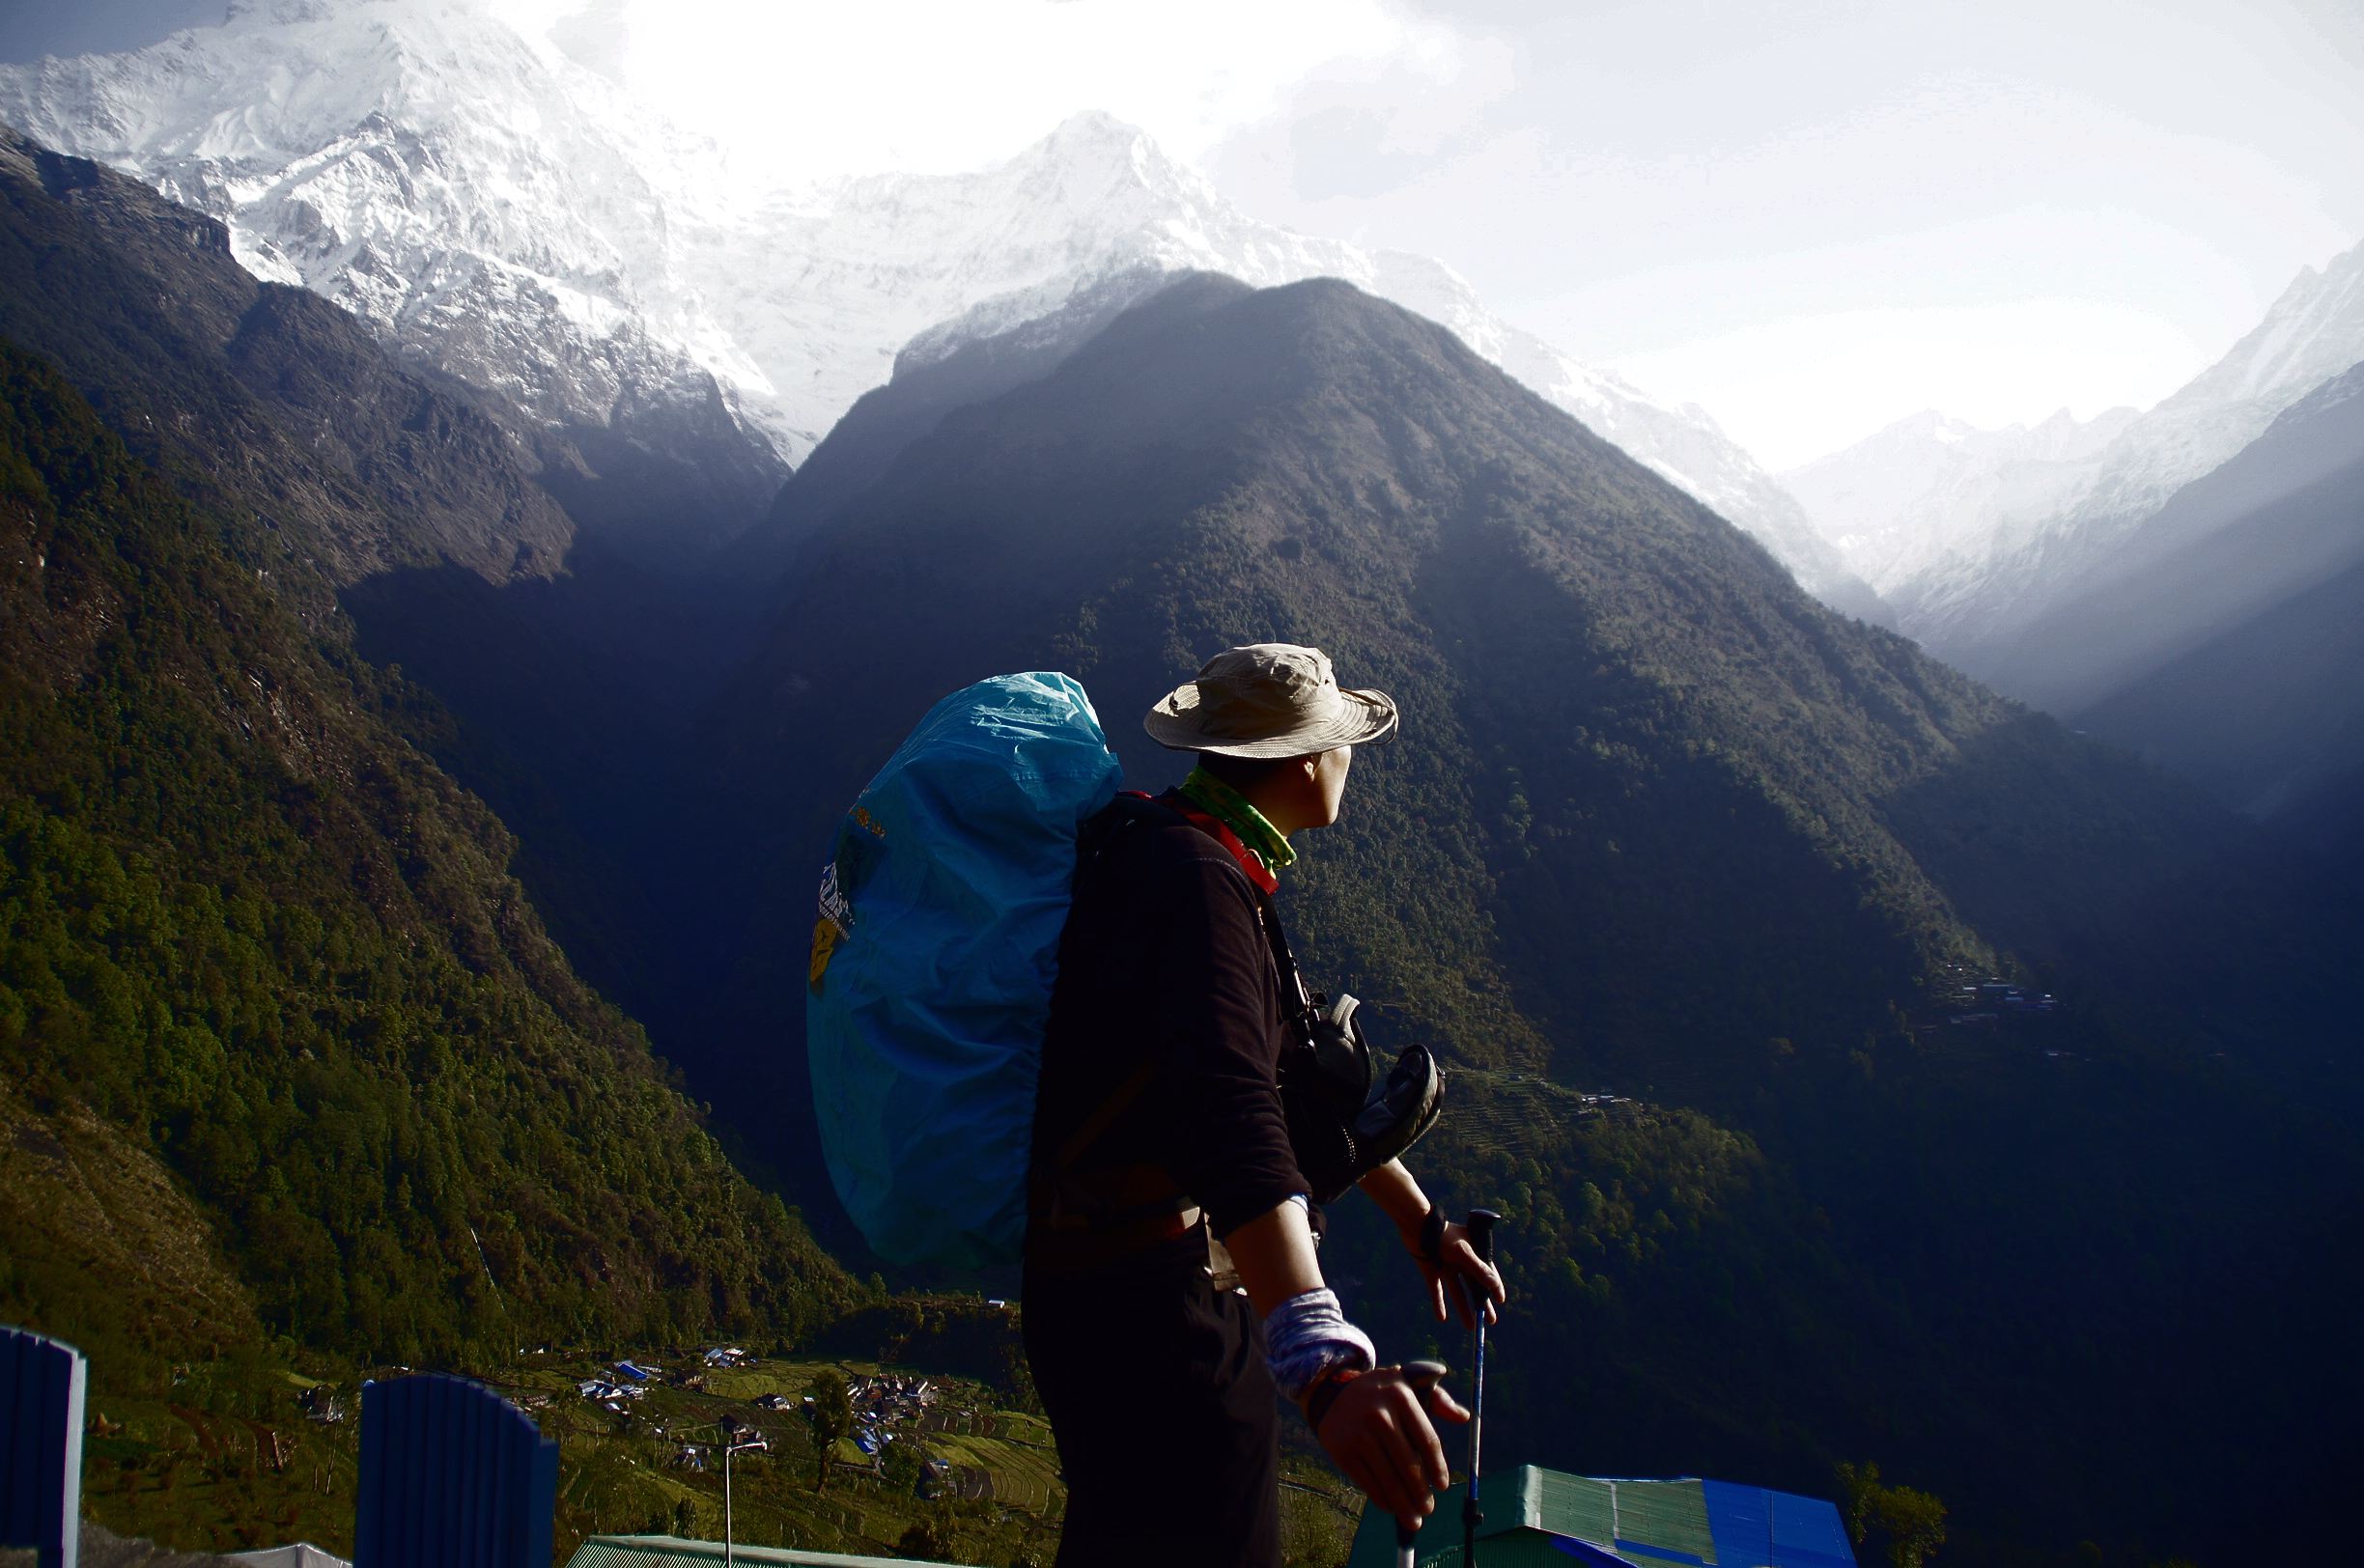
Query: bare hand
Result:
<box><xmin>1314</xmin><ymin>1366</ymin><xmax>1470</xmax><ymax>1529</ymax></box>
<box><xmin>1404</xmin><ymin>1218</ymin><xmax>1507</xmax><ymax>1330</ymax></box>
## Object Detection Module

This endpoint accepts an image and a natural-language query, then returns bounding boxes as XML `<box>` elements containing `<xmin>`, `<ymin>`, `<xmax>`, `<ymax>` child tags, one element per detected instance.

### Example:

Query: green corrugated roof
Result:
<box><xmin>1609</xmin><ymin>1477</ymin><xmax>1715</xmax><ymax>1562</ymax></box>
<box><xmin>1529</xmin><ymin>1467</ymin><xmax>1617</xmax><ymax>1545</ymax></box>
<box><xmin>1345</xmin><ymin>1467</ymin><xmax>1745</xmax><ymax>1568</ymax></box>
<box><xmin>565</xmin><ymin>1534</ymin><xmax>962</xmax><ymax>1568</ymax></box>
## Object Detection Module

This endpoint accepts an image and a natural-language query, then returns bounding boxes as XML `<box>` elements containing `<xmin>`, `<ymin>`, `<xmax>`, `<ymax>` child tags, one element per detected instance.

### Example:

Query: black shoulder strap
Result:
<box><xmin>1255</xmin><ymin>889</ymin><xmax>1317</xmax><ymax>1024</ymax></box>
<box><xmin>1037</xmin><ymin>792</ymin><xmax>1179</xmax><ymax>1189</ymax></box>
<box><xmin>1149</xmin><ymin>787</ymin><xmax>1314</xmax><ymax>1024</ymax></box>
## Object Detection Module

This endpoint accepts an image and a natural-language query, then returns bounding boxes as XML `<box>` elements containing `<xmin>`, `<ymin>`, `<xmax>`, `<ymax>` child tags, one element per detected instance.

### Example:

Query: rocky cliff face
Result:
<box><xmin>0</xmin><ymin>123</ymin><xmax>577</xmax><ymax>617</ymax></box>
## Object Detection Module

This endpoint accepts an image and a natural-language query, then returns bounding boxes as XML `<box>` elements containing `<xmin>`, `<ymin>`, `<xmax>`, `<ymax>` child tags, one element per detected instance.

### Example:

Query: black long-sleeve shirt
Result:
<box><xmin>1028</xmin><ymin>794</ymin><xmax>1307</xmax><ymax>1241</ymax></box>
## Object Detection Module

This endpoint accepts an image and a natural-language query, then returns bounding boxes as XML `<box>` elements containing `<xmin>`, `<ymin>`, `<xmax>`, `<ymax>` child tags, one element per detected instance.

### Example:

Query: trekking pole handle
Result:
<box><xmin>1467</xmin><ymin>1208</ymin><xmax>1501</xmax><ymax>1266</ymax></box>
<box><xmin>1402</xmin><ymin>1358</ymin><xmax>1449</xmax><ymax>1394</ymax></box>
<box><xmin>1393</xmin><ymin>1360</ymin><xmax>1451</xmax><ymax>1556</ymax></box>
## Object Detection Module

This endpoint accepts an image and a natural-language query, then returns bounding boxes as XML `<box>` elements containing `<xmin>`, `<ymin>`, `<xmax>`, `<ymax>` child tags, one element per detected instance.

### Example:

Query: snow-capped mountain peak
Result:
<box><xmin>2179</xmin><ymin>249</ymin><xmax>2364</xmax><ymax>407</ymax></box>
<box><xmin>1782</xmin><ymin>404</ymin><xmax>2139</xmax><ymax>594</ymax></box>
<box><xmin>0</xmin><ymin>7</ymin><xmax>1878</xmax><ymax>608</ymax></box>
<box><xmin>1787</xmin><ymin>233</ymin><xmax>2364</xmax><ymax>675</ymax></box>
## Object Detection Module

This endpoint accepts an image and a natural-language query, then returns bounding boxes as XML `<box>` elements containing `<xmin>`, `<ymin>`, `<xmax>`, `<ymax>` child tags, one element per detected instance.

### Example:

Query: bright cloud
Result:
<box><xmin>1615</xmin><ymin>301</ymin><xmax>2211</xmax><ymax>471</ymax></box>
<box><xmin>465</xmin><ymin>0</ymin><xmax>2362</xmax><ymax>465</ymax></box>
<box><xmin>494</xmin><ymin>0</ymin><xmax>1466</xmax><ymax>182</ymax></box>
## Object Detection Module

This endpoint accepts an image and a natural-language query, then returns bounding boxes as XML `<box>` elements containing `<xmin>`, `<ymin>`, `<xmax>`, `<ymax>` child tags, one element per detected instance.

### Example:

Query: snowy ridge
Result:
<box><xmin>1784</xmin><ymin>406</ymin><xmax>2138</xmax><ymax>592</ymax></box>
<box><xmin>0</xmin><ymin>0</ymin><xmax>1874</xmax><ymax>608</ymax></box>
<box><xmin>1873</xmin><ymin>238</ymin><xmax>2364</xmax><ymax>670</ymax></box>
<box><xmin>0</xmin><ymin>0</ymin><xmax>759</xmax><ymax>446</ymax></box>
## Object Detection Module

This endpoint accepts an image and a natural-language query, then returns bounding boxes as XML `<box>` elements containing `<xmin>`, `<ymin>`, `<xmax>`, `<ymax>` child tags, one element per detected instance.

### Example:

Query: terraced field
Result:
<box><xmin>67</xmin><ymin>1382</ymin><xmax>364</xmax><ymax>1559</ymax></box>
<box><xmin>924</xmin><ymin>1422</ymin><xmax>1062</xmax><ymax>1513</ymax></box>
<box><xmin>1444</xmin><ymin>1069</ymin><xmax>1631</xmax><ymax>1162</ymax></box>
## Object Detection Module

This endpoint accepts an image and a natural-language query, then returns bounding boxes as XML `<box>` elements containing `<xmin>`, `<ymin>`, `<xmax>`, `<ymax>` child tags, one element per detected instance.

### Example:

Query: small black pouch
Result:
<box><xmin>1264</xmin><ymin>907</ymin><xmax>1449</xmax><ymax>1203</ymax></box>
<box><xmin>1279</xmin><ymin>992</ymin><xmax>1375</xmax><ymax>1203</ymax></box>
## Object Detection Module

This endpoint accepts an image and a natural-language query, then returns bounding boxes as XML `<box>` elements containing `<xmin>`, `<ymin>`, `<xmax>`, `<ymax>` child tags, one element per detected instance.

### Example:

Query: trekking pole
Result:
<box><xmin>1394</xmin><ymin>1359</ymin><xmax>1449</xmax><ymax>1568</ymax></box>
<box><xmin>1463</xmin><ymin>1209</ymin><xmax>1502</xmax><ymax>1568</ymax></box>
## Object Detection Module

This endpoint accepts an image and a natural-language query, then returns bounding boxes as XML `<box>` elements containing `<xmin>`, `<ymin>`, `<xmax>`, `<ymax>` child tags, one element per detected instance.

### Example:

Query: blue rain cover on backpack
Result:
<box><xmin>806</xmin><ymin>672</ymin><xmax>1123</xmax><ymax>1268</ymax></box>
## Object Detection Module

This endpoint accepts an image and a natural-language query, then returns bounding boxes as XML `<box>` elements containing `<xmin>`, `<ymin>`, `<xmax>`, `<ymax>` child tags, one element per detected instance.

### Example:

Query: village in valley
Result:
<box><xmin>505</xmin><ymin>1337</ymin><xmax>1058</xmax><ymax>1548</ymax></box>
<box><xmin>200</xmin><ymin>1306</ymin><xmax>1078</xmax><ymax>1565</ymax></box>
<box><xmin>1919</xmin><ymin>962</ymin><xmax>2075</xmax><ymax>1056</ymax></box>
<box><xmin>569</xmin><ymin>1351</ymin><xmax>955</xmax><ymax>1494</ymax></box>
<box><xmin>454</xmin><ymin>1325</ymin><xmax>1360</xmax><ymax>1564</ymax></box>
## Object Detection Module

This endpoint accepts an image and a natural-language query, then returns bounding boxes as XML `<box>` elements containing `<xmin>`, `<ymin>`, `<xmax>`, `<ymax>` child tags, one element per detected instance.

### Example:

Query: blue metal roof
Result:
<box><xmin>1344</xmin><ymin>1466</ymin><xmax>1858</xmax><ymax>1568</ymax></box>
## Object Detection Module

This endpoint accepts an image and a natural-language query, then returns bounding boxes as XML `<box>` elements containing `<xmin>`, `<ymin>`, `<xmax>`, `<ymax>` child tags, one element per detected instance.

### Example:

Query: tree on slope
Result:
<box><xmin>1837</xmin><ymin>1461</ymin><xmax>1949</xmax><ymax>1568</ymax></box>
<box><xmin>806</xmin><ymin>1372</ymin><xmax>854</xmax><ymax>1492</ymax></box>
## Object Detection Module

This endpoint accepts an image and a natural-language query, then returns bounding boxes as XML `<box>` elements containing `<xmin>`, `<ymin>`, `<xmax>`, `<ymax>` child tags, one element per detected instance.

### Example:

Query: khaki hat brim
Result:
<box><xmin>1143</xmin><ymin>683</ymin><xmax>1399</xmax><ymax>758</ymax></box>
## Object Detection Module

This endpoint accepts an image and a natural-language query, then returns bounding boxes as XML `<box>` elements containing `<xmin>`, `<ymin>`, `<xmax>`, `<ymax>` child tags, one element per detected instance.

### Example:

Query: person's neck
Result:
<box><xmin>1179</xmin><ymin>768</ymin><xmax>1299</xmax><ymax>876</ymax></box>
<box><xmin>1240</xmin><ymin>784</ymin><xmax>1308</xmax><ymax>838</ymax></box>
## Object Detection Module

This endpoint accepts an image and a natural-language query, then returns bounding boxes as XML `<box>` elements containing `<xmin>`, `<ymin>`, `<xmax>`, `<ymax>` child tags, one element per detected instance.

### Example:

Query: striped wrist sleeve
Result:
<box><xmin>1263</xmin><ymin>1286</ymin><xmax>1377</xmax><ymax>1403</ymax></box>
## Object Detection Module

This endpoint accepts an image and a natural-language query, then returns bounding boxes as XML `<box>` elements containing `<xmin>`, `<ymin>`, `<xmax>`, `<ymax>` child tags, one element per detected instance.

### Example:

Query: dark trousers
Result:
<box><xmin>1023</xmin><ymin>1232</ymin><xmax>1281</xmax><ymax>1568</ymax></box>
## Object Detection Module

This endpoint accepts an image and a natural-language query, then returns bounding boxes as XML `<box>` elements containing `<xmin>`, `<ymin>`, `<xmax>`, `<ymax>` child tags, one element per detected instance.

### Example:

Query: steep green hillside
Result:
<box><xmin>0</xmin><ymin>345</ymin><xmax>860</xmax><ymax>1380</ymax></box>
<box><xmin>0</xmin><ymin>137</ymin><xmax>876</xmax><ymax>1560</ymax></box>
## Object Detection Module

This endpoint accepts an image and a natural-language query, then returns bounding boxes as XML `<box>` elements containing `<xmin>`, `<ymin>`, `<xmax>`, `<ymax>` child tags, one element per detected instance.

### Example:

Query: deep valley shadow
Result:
<box><xmin>337</xmin><ymin>547</ymin><xmax>800</xmax><ymax>1129</ymax></box>
<box><xmin>1882</xmin><ymin>708</ymin><xmax>2358</xmax><ymax>1088</ymax></box>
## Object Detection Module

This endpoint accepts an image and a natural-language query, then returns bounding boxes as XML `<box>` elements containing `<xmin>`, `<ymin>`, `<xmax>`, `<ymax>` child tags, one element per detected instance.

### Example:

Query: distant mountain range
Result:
<box><xmin>1781</xmin><ymin>237</ymin><xmax>2364</xmax><ymax>865</ymax></box>
<box><xmin>1784</xmin><ymin>404</ymin><xmax>2139</xmax><ymax>593</ymax></box>
<box><xmin>0</xmin><ymin>0</ymin><xmax>1880</xmax><ymax>613</ymax></box>
<box><xmin>2024</xmin><ymin>361</ymin><xmax>2364</xmax><ymax>821</ymax></box>
<box><xmin>1788</xmin><ymin>237</ymin><xmax>2364</xmax><ymax>684</ymax></box>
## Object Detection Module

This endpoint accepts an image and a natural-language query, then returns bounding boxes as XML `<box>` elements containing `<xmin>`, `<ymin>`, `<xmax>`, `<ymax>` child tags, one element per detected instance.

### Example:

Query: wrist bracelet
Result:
<box><xmin>1419</xmin><ymin>1206</ymin><xmax>1447</xmax><ymax>1268</ymax></box>
<box><xmin>1303</xmin><ymin>1364</ymin><xmax>1365</xmax><ymax>1437</ymax></box>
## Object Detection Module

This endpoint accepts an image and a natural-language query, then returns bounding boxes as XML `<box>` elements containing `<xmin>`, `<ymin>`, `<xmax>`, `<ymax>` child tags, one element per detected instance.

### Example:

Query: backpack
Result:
<box><xmin>806</xmin><ymin>670</ymin><xmax>1446</xmax><ymax>1269</ymax></box>
<box><xmin>805</xmin><ymin>671</ymin><xmax>1121</xmax><ymax>1269</ymax></box>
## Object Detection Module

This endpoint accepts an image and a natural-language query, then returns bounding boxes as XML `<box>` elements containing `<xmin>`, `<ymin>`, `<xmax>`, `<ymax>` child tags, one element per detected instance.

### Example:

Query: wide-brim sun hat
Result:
<box><xmin>1144</xmin><ymin>643</ymin><xmax>1399</xmax><ymax>759</ymax></box>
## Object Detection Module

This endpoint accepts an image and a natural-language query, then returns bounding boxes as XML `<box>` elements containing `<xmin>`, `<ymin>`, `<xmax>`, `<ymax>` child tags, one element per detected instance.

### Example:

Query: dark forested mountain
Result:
<box><xmin>699</xmin><ymin>272</ymin><xmax>2361</xmax><ymax>1562</ymax></box>
<box><xmin>0</xmin><ymin>127</ymin><xmax>576</xmax><ymax>623</ymax></box>
<box><xmin>0</xmin><ymin>128</ymin><xmax>860</xmax><ymax>1396</ymax></box>
<box><xmin>757</xmin><ymin>268</ymin><xmax>1182</xmax><ymax>552</ymax></box>
<box><xmin>721</xmin><ymin>271</ymin><xmax>2324</xmax><ymax>1085</ymax></box>
<box><xmin>0</xmin><ymin>121</ymin><xmax>753</xmax><ymax>1020</ymax></box>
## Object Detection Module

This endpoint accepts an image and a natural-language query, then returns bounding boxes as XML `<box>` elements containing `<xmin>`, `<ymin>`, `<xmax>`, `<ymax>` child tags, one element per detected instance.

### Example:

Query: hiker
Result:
<box><xmin>1023</xmin><ymin>643</ymin><xmax>1506</xmax><ymax>1568</ymax></box>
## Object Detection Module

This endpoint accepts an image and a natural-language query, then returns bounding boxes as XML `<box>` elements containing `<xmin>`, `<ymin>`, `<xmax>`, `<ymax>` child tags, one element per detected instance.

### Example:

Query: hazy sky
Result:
<box><xmin>5</xmin><ymin>0</ymin><xmax>2361</xmax><ymax>467</ymax></box>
